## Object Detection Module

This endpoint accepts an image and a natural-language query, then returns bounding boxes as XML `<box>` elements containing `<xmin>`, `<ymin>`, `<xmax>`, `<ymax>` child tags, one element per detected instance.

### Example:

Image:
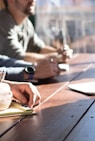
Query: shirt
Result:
<box><xmin>0</xmin><ymin>55</ymin><xmax>32</xmax><ymax>81</ymax></box>
<box><xmin>0</xmin><ymin>9</ymin><xmax>45</xmax><ymax>59</ymax></box>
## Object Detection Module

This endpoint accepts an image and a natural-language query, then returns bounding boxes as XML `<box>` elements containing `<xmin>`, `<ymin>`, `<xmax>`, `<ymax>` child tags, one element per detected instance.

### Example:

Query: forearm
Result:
<box><xmin>40</xmin><ymin>45</ymin><xmax>57</xmax><ymax>54</ymax></box>
<box><xmin>0</xmin><ymin>67</ymin><xmax>25</xmax><ymax>81</ymax></box>
<box><xmin>0</xmin><ymin>55</ymin><xmax>32</xmax><ymax>67</ymax></box>
<box><xmin>23</xmin><ymin>52</ymin><xmax>46</xmax><ymax>63</ymax></box>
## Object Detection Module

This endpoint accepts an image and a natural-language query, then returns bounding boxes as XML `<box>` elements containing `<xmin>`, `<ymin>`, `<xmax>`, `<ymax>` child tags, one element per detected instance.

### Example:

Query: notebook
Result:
<box><xmin>68</xmin><ymin>82</ymin><xmax>95</xmax><ymax>95</ymax></box>
<box><xmin>0</xmin><ymin>101</ymin><xmax>33</xmax><ymax>117</ymax></box>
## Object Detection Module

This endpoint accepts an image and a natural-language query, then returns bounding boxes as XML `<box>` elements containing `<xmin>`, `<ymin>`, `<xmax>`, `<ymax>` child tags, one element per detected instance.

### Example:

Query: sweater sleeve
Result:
<box><xmin>0</xmin><ymin>55</ymin><xmax>32</xmax><ymax>67</ymax></box>
<box><xmin>0</xmin><ymin>67</ymin><xmax>25</xmax><ymax>82</ymax></box>
<box><xmin>0</xmin><ymin>55</ymin><xmax>33</xmax><ymax>81</ymax></box>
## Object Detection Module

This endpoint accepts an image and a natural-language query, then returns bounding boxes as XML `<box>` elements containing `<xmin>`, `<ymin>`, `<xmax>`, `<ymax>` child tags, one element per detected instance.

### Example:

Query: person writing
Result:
<box><xmin>3</xmin><ymin>80</ymin><xmax>41</xmax><ymax>108</ymax></box>
<box><xmin>0</xmin><ymin>71</ymin><xmax>41</xmax><ymax>108</ymax></box>
<box><xmin>0</xmin><ymin>0</ymin><xmax>73</xmax><ymax>64</ymax></box>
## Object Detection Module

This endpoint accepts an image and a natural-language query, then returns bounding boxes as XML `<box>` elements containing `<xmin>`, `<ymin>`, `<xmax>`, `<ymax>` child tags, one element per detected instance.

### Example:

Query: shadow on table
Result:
<box><xmin>34</xmin><ymin>67</ymin><xmax>95</xmax><ymax>85</ymax></box>
<box><xmin>18</xmin><ymin>99</ymin><xmax>93</xmax><ymax>141</ymax></box>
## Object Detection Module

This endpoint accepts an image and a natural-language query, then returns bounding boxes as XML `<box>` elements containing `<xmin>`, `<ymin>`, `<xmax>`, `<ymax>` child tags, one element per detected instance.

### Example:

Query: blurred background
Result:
<box><xmin>0</xmin><ymin>0</ymin><xmax>95</xmax><ymax>54</ymax></box>
<box><xmin>35</xmin><ymin>0</ymin><xmax>95</xmax><ymax>53</ymax></box>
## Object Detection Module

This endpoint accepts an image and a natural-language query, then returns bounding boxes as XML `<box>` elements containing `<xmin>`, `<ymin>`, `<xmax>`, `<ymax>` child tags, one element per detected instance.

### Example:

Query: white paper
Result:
<box><xmin>68</xmin><ymin>82</ymin><xmax>95</xmax><ymax>95</ymax></box>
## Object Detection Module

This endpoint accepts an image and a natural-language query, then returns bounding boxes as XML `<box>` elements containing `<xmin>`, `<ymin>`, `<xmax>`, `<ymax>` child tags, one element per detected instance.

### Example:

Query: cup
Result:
<box><xmin>0</xmin><ymin>82</ymin><xmax>13</xmax><ymax>111</ymax></box>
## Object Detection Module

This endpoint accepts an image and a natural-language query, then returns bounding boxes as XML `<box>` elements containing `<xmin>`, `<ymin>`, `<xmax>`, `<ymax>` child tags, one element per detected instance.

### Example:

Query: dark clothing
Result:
<box><xmin>0</xmin><ymin>55</ymin><xmax>32</xmax><ymax>81</ymax></box>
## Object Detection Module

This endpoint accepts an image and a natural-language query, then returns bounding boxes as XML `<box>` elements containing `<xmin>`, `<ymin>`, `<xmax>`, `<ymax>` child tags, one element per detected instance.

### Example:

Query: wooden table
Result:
<box><xmin>0</xmin><ymin>53</ymin><xmax>95</xmax><ymax>141</ymax></box>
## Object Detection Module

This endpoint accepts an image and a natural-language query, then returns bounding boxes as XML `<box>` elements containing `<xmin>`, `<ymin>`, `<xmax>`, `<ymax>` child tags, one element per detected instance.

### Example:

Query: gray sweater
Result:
<box><xmin>0</xmin><ymin>9</ymin><xmax>45</xmax><ymax>59</ymax></box>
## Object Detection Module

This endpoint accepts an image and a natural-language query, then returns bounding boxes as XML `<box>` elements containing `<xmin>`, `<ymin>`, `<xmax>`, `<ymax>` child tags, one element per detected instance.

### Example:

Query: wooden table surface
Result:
<box><xmin>0</xmin><ymin>53</ymin><xmax>95</xmax><ymax>141</ymax></box>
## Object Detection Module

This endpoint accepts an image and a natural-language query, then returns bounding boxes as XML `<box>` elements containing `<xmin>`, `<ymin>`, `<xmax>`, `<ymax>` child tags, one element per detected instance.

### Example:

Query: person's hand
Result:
<box><xmin>9</xmin><ymin>82</ymin><xmax>41</xmax><ymax>108</ymax></box>
<box><xmin>63</xmin><ymin>44</ymin><xmax>73</xmax><ymax>60</ymax></box>
<box><xmin>47</xmin><ymin>42</ymin><xmax>73</xmax><ymax>63</ymax></box>
<box><xmin>57</xmin><ymin>44</ymin><xmax>73</xmax><ymax>63</ymax></box>
<box><xmin>34</xmin><ymin>58</ymin><xmax>60</xmax><ymax>79</ymax></box>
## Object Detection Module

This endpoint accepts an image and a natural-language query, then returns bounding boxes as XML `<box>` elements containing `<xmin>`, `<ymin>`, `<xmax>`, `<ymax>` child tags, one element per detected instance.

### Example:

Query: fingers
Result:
<box><xmin>49</xmin><ymin>57</ymin><xmax>60</xmax><ymax>75</ymax></box>
<box><xmin>63</xmin><ymin>44</ymin><xmax>73</xmax><ymax>59</ymax></box>
<box><xmin>12</xmin><ymin>83</ymin><xmax>41</xmax><ymax>108</ymax></box>
<box><xmin>27</xmin><ymin>83</ymin><xmax>41</xmax><ymax>108</ymax></box>
<box><xmin>34</xmin><ymin>58</ymin><xmax>60</xmax><ymax>79</ymax></box>
<box><xmin>50</xmin><ymin>57</ymin><xmax>57</xmax><ymax>63</ymax></box>
<box><xmin>63</xmin><ymin>49</ymin><xmax>73</xmax><ymax>59</ymax></box>
<box><xmin>57</xmin><ymin>47</ymin><xmax>73</xmax><ymax>63</ymax></box>
<box><xmin>13</xmin><ymin>90</ymin><xmax>28</xmax><ymax>104</ymax></box>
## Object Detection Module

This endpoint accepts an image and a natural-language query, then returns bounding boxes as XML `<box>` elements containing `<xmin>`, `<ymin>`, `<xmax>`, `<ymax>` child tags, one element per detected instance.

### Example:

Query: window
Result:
<box><xmin>36</xmin><ymin>0</ymin><xmax>95</xmax><ymax>53</ymax></box>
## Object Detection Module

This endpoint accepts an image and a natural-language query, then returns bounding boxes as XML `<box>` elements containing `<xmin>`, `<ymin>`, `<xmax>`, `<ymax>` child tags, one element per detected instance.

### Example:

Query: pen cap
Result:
<box><xmin>0</xmin><ymin>82</ymin><xmax>13</xmax><ymax>111</ymax></box>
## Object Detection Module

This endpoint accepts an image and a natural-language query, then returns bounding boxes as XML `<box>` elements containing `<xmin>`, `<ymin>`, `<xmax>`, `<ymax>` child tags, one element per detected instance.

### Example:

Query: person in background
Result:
<box><xmin>0</xmin><ymin>0</ymin><xmax>73</xmax><ymax>64</ymax></box>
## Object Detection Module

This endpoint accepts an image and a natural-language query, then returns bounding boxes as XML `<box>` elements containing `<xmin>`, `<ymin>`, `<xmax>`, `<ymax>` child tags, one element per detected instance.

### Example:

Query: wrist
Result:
<box><xmin>24</xmin><ymin>71</ymin><xmax>34</xmax><ymax>81</ymax></box>
<box><xmin>24</xmin><ymin>65</ymin><xmax>36</xmax><ymax>81</ymax></box>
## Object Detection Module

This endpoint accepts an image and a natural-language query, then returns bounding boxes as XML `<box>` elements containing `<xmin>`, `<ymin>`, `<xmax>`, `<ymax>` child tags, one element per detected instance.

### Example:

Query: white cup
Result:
<box><xmin>0</xmin><ymin>82</ymin><xmax>13</xmax><ymax>111</ymax></box>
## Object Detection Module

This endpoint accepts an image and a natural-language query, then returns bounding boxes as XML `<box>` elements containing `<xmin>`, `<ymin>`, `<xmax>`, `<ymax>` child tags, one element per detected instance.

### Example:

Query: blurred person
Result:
<box><xmin>0</xmin><ymin>0</ymin><xmax>73</xmax><ymax>64</ymax></box>
<box><xmin>0</xmin><ymin>55</ymin><xmax>59</xmax><ymax>82</ymax></box>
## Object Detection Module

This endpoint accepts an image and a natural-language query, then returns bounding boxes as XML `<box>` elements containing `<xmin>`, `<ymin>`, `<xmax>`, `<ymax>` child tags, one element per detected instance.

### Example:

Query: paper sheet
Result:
<box><xmin>0</xmin><ymin>101</ymin><xmax>33</xmax><ymax>117</ymax></box>
<box><xmin>68</xmin><ymin>82</ymin><xmax>95</xmax><ymax>95</ymax></box>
